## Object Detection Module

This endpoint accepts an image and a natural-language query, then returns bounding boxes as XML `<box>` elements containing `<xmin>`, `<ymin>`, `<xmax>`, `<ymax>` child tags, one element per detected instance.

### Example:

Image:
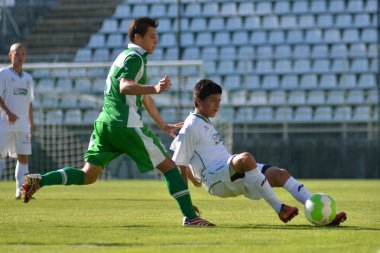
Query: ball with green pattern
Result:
<box><xmin>304</xmin><ymin>193</ymin><xmax>336</xmax><ymax>225</ymax></box>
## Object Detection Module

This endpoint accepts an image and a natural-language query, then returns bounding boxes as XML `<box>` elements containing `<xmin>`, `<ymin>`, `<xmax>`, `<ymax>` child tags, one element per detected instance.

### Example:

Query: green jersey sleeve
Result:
<box><xmin>119</xmin><ymin>54</ymin><xmax>144</xmax><ymax>82</ymax></box>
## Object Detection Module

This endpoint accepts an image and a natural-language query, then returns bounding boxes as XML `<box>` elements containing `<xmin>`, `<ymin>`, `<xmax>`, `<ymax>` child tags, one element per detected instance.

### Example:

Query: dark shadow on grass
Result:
<box><xmin>55</xmin><ymin>224</ymin><xmax>152</xmax><ymax>228</ymax></box>
<box><xmin>7</xmin><ymin>242</ymin><xmax>144</xmax><ymax>247</ymax></box>
<box><xmin>222</xmin><ymin>224</ymin><xmax>380</xmax><ymax>231</ymax></box>
<box><xmin>40</xmin><ymin>198</ymin><xmax>168</xmax><ymax>202</ymax></box>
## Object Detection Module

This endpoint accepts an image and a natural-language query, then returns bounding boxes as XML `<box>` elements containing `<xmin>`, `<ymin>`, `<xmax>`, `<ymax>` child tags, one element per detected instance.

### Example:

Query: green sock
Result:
<box><xmin>40</xmin><ymin>167</ymin><xmax>85</xmax><ymax>187</ymax></box>
<box><xmin>163</xmin><ymin>167</ymin><xmax>197</xmax><ymax>220</ymax></box>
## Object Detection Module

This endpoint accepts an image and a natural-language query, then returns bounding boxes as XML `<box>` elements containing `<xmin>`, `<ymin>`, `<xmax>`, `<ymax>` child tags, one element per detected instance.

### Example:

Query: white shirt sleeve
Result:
<box><xmin>171</xmin><ymin>127</ymin><xmax>197</xmax><ymax>166</ymax></box>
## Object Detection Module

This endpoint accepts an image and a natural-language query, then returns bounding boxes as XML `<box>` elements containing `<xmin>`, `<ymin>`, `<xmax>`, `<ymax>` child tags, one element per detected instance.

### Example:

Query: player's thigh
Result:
<box><xmin>0</xmin><ymin>132</ymin><xmax>12</xmax><ymax>158</ymax></box>
<box><xmin>206</xmin><ymin>163</ymin><xmax>243</xmax><ymax>198</ymax></box>
<box><xmin>87</xmin><ymin>123</ymin><xmax>167</xmax><ymax>172</ymax></box>
<box><xmin>112</xmin><ymin>126</ymin><xmax>167</xmax><ymax>173</ymax></box>
<box><xmin>14</xmin><ymin>132</ymin><xmax>31</xmax><ymax>156</ymax></box>
<box><xmin>85</xmin><ymin>123</ymin><xmax>122</xmax><ymax>168</ymax></box>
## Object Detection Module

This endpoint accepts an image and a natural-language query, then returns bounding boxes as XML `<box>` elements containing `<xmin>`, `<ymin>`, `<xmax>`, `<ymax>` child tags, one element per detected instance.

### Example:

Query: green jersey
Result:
<box><xmin>97</xmin><ymin>44</ymin><xmax>148</xmax><ymax>127</ymax></box>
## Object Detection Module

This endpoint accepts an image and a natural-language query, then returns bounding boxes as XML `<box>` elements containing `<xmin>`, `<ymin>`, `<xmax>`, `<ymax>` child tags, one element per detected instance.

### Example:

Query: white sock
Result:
<box><xmin>244</xmin><ymin>168</ymin><xmax>283</xmax><ymax>213</ymax></box>
<box><xmin>15</xmin><ymin>161</ymin><xmax>29</xmax><ymax>197</ymax></box>
<box><xmin>283</xmin><ymin>176</ymin><xmax>311</xmax><ymax>204</ymax></box>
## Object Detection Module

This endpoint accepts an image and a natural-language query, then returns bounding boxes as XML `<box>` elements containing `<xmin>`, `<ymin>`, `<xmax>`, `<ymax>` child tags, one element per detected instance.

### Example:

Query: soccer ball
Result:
<box><xmin>304</xmin><ymin>193</ymin><xmax>336</xmax><ymax>225</ymax></box>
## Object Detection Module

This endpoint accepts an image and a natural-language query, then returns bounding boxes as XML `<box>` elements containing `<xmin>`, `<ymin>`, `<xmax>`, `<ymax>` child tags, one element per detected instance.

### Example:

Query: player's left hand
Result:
<box><xmin>162</xmin><ymin>122</ymin><xmax>184</xmax><ymax>138</ymax></box>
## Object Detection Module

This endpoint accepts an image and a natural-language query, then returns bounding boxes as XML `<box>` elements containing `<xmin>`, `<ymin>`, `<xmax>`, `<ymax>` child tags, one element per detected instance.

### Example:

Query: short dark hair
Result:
<box><xmin>128</xmin><ymin>17</ymin><xmax>158</xmax><ymax>43</ymax></box>
<box><xmin>193</xmin><ymin>79</ymin><xmax>222</xmax><ymax>107</ymax></box>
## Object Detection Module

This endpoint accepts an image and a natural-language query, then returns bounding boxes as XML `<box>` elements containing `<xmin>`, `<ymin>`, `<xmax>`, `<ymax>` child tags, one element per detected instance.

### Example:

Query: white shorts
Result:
<box><xmin>203</xmin><ymin>155</ymin><xmax>266</xmax><ymax>200</ymax></box>
<box><xmin>0</xmin><ymin>131</ymin><xmax>31</xmax><ymax>158</ymax></box>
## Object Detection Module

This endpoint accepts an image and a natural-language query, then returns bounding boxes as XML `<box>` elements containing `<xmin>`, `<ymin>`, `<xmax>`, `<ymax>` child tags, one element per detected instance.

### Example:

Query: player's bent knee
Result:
<box><xmin>82</xmin><ymin>163</ymin><xmax>102</xmax><ymax>185</ymax></box>
<box><xmin>234</xmin><ymin>152</ymin><xmax>257</xmax><ymax>172</ymax></box>
<box><xmin>265</xmin><ymin>167</ymin><xmax>291</xmax><ymax>187</ymax></box>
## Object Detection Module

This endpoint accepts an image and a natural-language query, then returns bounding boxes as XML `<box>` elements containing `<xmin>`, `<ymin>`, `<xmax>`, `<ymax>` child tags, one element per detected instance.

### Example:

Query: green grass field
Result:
<box><xmin>0</xmin><ymin>179</ymin><xmax>379</xmax><ymax>253</ymax></box>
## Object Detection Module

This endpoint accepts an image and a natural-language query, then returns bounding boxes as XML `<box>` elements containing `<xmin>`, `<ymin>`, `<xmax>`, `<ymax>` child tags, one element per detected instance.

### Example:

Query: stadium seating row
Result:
<box><xmin>76</xmin><ymin>41</ymin><xmax>378</xmax><ymax>62</ymax></box>
<box><xmin>103</xmin><ymin>13</ymin><xmax>377</xmax><ymax>34</ymax></box>
<box><xmin>33</xmin><ymin>109</ymin><xmax>99</xmax><ymax>125</ymax></box>
<box><xmin>35</xmin><ymin>77</ymin><xmax>104</xmax><ymax>94</ymax></box>
<box><xmin>204</xmin><ymin>59</ymin><xmax>378</xmax><ymax>75</ymax></box>
<box><xmin>227</xmin><ymin>89</ymin><xmax>377</xmax><ymax>106</ymax></box>
<box><xmin>231</xmin><ymin>105</ymin><xmax>378</xmax><ymax>122</ymax></box>
<box><xmin>114</xmin><ymin>0</ymin><xmax>377</xmax><ymax>18</ymax></box>
<box><xmin>86</xmin><ymin>28</ymin><xmax>377</xmax><ymax>49</ymax></box>
<box><xmin>31</xmin><ymin>71</ymin><xmax>376</xmax><ymax>95</ymax></box>
<box><xmin>34</xmin><ymin>104</ymin><xmax>378</xmax><ymax>126</ymax></box>
<box><xmin>35</xmin><ymin>86</ymin><xmax>377</xmax><ymax>111</ymax></box>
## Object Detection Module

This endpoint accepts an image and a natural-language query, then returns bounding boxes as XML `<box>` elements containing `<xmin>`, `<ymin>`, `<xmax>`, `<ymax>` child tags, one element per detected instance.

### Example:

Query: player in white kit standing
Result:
<box><xmin>0</xmin><ymin>43</ymin><xmax>34</xmax><ymax>199</ymax></box>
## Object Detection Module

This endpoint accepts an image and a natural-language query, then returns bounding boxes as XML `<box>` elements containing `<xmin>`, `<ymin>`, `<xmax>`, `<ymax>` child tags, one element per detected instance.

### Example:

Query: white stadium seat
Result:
<box><xmin>275</xmin><ymin>60</ymin><xmax>292</xmax><ymax>74</ymax></box>
<box><xmin>288</xmin><ymin>91</ymin><xmax>306</xmax><ymax>105</ymax></box>
<box><xmin>326</xmin><ymin>90</ymin><xmax>345</xmax><ymax>105</ymax></box>
<box><xmin>238</xmin><ymin>2</ymin><xmax>254</xmax><ymax>16</ymax></box>
<box><xmin>64</xmin><ymin>109</ymin><xmax>82</xmax><ymax>125</ymax></box>
<box><xmin>100</xmin><ymin>19</ymin><xmax>118</xmax><ymax>33</ymax></box>
<box><xmin>268</xmin><ymin>90</ymin><xmax>286</xmax><ymax>105</ymax></box>
<box><xmin>202</xmin><ymin>2</ymin><xmax>218</xmax><ymax>16</ymax></box>
<box><xmin>247</xmin><ymin>90</ymin><xmax>267</xmax><ymax>105</ymax></box>
<box><xmin>46</xmin><ymin>109</ymin><xmax>63</xmax><ymax>124</ymax></box>
<box><xmin>294</xmin><ymin>106</ymin><xmax>313</xmax><ymax>121</ymax></box>
<box><xmin>254</xmin><ymin>107</ymin><xmax>274</xmax><ymax>122</ymax></box>
<box><xmin>235</xmin><ymin>107</ymin><xmax>254</xmax><ymax>122</ymax></box>
<box><xmin>314</xmin><ymin>106</ymin><xmax>333</xmax><ymax>121</ymax></box>
<box><xmin>334</xmin><ymin>106</ymin><xmax>352</xmax><ymax>121</ymax></box>
<box><xmin>352</xmin><ymin>105</ymin><xmax>371</xmax><ymax>121</ymax></box>
<box><xmin>307</xmin><ymin>90</ymin><xmax>325</xmax><ymax>104</ymax></box>
<box><xmin>220</xmin><ymin>2</ymin><xmax>237</xmax><ymax>16</ymax></box>
<box><xmin>275</xmin><ymin>107</ymin><xmax>293</xmax><ymax>121</ymax></box>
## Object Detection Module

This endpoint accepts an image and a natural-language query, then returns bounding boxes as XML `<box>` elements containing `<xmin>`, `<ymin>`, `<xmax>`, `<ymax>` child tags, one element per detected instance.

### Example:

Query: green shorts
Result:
<box><xmin>85</xmin><ymin>121</ymin><xmax>168</xmax><ymax>172</ymax></box>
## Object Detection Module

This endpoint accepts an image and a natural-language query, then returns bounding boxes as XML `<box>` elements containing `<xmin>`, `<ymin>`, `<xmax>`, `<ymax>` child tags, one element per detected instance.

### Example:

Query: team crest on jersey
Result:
<box><xmin>212</xmin><ymin>133</ymin><xmax>222</xmax><ymax>145</ymax></box>
<box><xmin>14</xmin><ymin>88</ymin><xmax>27</xmax><ymax>95</ymax></box>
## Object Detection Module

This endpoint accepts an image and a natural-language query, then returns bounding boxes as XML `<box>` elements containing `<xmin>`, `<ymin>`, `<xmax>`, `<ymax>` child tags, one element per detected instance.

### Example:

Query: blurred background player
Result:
<box><xmin>21</xmin><ymin>18</ymin><xmax>214</xmax><ymax>227</ymax></box>
<box><xmin>171</xmin><ymin>79</ymin><xmax>347</xmax><ymax>225</ymax></box>
<box><xmin>0</xmin><ymin>43</ymin><xmax>34</xmax><ymax>199</ymax></box>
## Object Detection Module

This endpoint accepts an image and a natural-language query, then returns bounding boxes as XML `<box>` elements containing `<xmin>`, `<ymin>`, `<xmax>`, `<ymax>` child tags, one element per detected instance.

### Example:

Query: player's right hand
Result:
<box><xmin>7</xmin><ymin>112</ymin><xmax>19</xmax><ymax>125</ymax></box>
<box><xmin>154</xmin><ymin>75</ymin><xmax>172</xmax><ymax>94</ymax></box>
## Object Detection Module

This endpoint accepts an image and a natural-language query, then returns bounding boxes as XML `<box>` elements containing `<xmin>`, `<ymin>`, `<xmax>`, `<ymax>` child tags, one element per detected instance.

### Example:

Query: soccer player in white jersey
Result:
<box><xmin>0</xmin><ymin>43</ymin><xmax>34</xmax><ymax>199</ymax></box>
<box><xmin>171</xmin><ymin>79</ymin><xmax>347</xmax><ymax>225</ymax></box>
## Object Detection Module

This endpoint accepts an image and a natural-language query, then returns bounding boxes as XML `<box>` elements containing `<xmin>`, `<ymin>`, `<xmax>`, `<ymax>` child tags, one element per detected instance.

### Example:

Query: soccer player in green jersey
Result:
<box><xmin>21</xmin><ymin>17</ymin><xmax>215</xmax><ymax>227</ymax></box>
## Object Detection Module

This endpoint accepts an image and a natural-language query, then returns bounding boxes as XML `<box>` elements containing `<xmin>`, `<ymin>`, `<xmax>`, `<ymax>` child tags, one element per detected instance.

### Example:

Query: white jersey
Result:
<box><xmin>0</xmin><ymin>67</ymin><xmax>34</xmax><ymax>132</ymax></box>
<box><xmin>171</xmin><ymin>112</ymin><xmax>230</xmax><ymax>182</ymax></box>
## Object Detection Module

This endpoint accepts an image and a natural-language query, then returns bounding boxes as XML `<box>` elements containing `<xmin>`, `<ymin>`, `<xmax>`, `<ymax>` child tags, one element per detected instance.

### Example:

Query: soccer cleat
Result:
<box><xmin>328</xmin><ymin>212</ymin><xmax>347</xmax><ymax>226</ymax></box>
<box><xmin>183</xmin><ymin>216</ymin><xmax>216</xmax><ymax>227</ymax></box>
<box><xmin>21</xmin><ymin>174</ymin><xmax>41</xmax><ymax>203</ymax></box>
<box><xmin>278</xmin><ymin>204</ymin><xmax>299</xmax><ymax>223</ymax></box>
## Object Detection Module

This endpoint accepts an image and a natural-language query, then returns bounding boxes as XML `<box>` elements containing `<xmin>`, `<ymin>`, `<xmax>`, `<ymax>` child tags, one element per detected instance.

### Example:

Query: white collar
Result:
<box><xmin>128</xmin><ymin>43</ymin><xmax>147</xmax><ymax>55</ymax></box>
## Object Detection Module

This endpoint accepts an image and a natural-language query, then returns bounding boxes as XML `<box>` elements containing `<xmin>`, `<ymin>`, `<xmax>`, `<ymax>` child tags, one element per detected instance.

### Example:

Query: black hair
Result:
<box><xmin>128</xmin><ymin>17</ymin><xmax>158</xmax><ymax>43</ymax></box>
<box><xmin>193</xmin><ymin>79</ymin><xmax>222</xmax><ymax>107</ymax></box>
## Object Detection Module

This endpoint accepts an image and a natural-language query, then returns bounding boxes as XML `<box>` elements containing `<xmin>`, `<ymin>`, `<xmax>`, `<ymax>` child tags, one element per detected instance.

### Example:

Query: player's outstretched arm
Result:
<box><xmin>142</xmin><ymin>95</ymin><xmax>183</xmax><ymax>138</ymax></box>
<box><xmin>119</xmin><ymin>75</ymin><xmax>171</xmax><ymax>95</ymax></box>
<box><xmin>186</xmin><ymin>167</ymin><xmax>202</xmax><ymax>187</ymax></box>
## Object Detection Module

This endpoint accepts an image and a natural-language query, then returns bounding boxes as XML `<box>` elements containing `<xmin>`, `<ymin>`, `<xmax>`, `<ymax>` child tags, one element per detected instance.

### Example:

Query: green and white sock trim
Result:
<box><xmin>58</xmin><ymin>169</ymin><xmax>68</xmax><ymax>185</ymax></box>
<box><xmin>172</xmin><ymin>189</ymin><xmax>190</xmax><ymax>199</ymax></box>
